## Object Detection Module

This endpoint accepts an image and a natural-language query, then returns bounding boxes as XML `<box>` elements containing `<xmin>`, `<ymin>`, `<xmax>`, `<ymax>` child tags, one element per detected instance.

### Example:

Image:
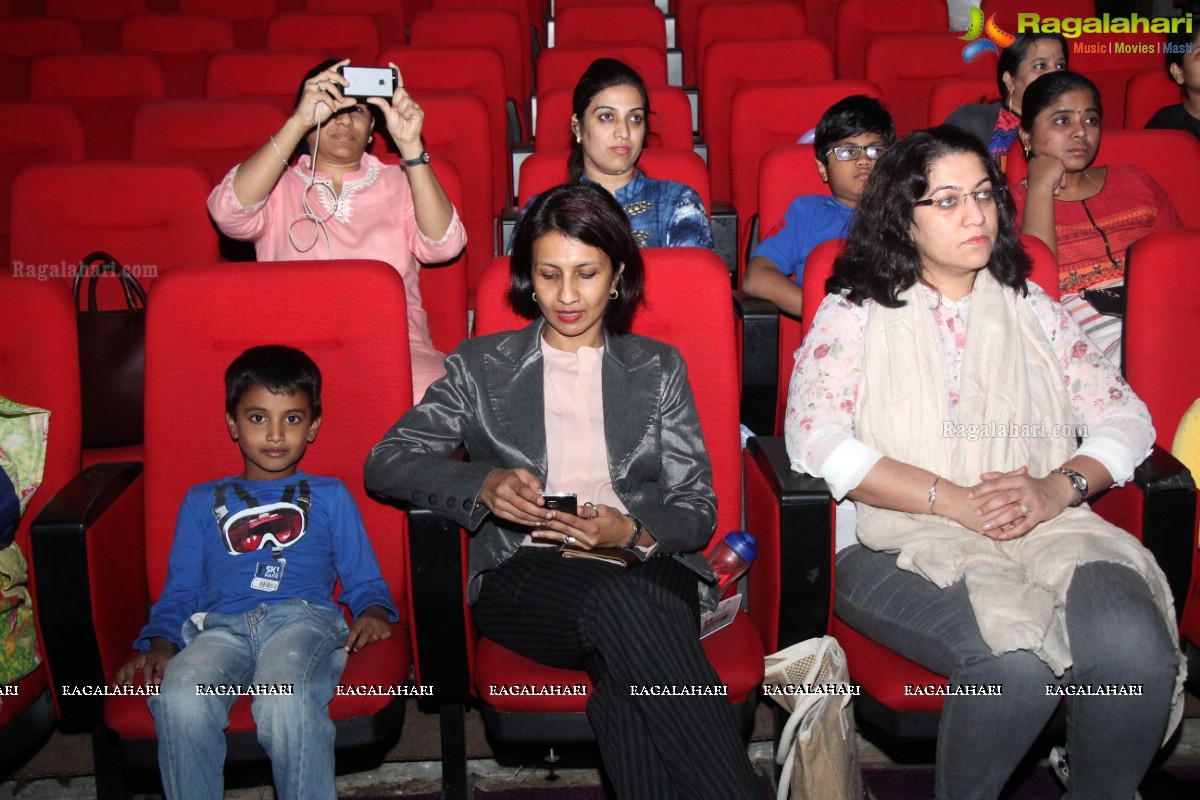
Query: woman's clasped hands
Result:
<box><xmin>479</xmin><ymin>469</ymin><xmax>634</xmax><ymax>549</ymax></box>
<box><xmin>963</xmin><ymin>465</ymin><xmax>1077</xmax><ymax>540</ymax></box>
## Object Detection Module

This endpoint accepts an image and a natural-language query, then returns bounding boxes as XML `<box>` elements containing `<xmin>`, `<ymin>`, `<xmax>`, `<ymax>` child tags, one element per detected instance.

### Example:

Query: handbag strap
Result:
<box><xmin>73</xmin><ymin>251</ymin><xmax>147</xmax><ymax>314</ymax></box>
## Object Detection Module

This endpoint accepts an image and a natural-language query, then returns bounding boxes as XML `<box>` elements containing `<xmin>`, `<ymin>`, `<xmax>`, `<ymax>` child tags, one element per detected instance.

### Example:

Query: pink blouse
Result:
<box><xmin>784</xmin><ymin>283</ymin><xmax>1154</xmax><ymax>514</ymax></box>
<box><xmin>207</xmin><ymin>154</ymin><xmax>468</xmax><ymax>403</ymax></box>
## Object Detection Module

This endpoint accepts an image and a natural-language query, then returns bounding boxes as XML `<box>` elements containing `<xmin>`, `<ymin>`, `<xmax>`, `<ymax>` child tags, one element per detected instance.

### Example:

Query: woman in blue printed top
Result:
<box><xmin>510</xmin><ymin>58</ymin><xmax>713</xmax><ymax>251</ymax></box>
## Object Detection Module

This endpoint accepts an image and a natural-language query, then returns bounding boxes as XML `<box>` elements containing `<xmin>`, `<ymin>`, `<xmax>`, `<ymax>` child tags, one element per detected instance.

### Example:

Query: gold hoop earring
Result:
<box><xmin>609</xmin><ymin>287</ymin><xmax>619</xmax><ymax>300</ymax></box>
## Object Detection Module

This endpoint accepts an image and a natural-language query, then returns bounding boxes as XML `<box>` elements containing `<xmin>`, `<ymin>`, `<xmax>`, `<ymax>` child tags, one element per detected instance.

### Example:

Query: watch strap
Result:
<box><xmin>1050</xmin><ymin>467</ymin><xmax>1088</xmax><ymax>506</ymax></box>
<box><xmin>400</xmin><ymin>150</ymin><xmax>430</xmax><ymax>167</ymax></box>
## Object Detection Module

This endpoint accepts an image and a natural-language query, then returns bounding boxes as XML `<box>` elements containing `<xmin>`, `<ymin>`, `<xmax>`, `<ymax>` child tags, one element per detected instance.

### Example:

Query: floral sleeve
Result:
<box><xmin>1025</xmin><ymin>283</ymin><xmax>1154</xmax><ymax>483</ymax></box>
<box><xmin>783</xmin><ymin>292</ymin><xmax>883</xmax><ymax>498</ymax></box>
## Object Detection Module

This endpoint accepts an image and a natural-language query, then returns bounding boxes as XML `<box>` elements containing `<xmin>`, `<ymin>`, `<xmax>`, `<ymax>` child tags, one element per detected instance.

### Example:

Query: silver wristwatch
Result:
<box><xmin>1050</xmin><ymin>467</ymin><xmax>1088</xmax><ymax>506</ymax></box>
<box><xmin>400</xmin><ymin>150</ymin><xmax>430</xmax><ymax>168</ymax></box>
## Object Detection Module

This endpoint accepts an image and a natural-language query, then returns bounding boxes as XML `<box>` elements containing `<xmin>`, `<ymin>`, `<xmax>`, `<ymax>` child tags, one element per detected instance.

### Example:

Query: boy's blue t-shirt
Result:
<box><xmin>136</xmin><ymin>471</ymin><xmax>398</xmax><ymax>651</ymax></box>
<box><xmin>752</xmin><ymin>194</ymin><xmax>855</xmax><ymax>283</ymax></box>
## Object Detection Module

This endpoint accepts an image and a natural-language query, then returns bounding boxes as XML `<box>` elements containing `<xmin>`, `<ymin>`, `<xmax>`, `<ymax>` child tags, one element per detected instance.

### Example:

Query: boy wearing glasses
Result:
<box><xmin>114</xmin><ymin>345</ymin><xmax>397</xmax><ymax>800</ymax></box>
<box><xmin>742</xmin><ymin>96</ymin><xmax>895</xmax><ymax>316</ymax></box>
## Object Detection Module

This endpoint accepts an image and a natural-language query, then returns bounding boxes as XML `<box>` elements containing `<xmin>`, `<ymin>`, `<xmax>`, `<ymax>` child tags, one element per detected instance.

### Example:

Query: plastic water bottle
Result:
<box><xmin>706</xmin><ymin>530</ymin><xmax>757</xmax><ymax>602</ymax></box>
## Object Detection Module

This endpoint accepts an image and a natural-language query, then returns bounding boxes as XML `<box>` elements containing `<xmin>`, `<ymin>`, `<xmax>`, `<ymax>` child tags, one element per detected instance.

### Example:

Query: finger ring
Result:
<box><xmin>1019</xmin><ymin>504</ymin><xmax>1030</xmax><ymax>516</ymax></box>
<box><xmin>563</xmin><ymin>536</ymin><xmax>577</xmax><ymax>546</ymax></box>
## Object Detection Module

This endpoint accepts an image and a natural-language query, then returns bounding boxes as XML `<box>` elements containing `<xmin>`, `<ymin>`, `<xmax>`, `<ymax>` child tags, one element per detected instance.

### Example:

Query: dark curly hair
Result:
<box><xmin>508</xmin><ymin>183</ymin><xmax>644</xmax><ymax>334</ymax></box>
<box><xmin>829</xmin><ymin>126</ymin><xmax>1029</xmax><ymax>307</ymax></box>
<box><xmin>568</xmin><ymin>58</ymin><xmax>651</xmax><ymax>182</ymax></box>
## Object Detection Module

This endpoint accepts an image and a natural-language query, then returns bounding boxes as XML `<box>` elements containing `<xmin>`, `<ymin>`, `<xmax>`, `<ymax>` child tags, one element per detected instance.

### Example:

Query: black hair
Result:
<box><xmin>1164</xmin><ymin>15</ymin><xmax>1198</xmax><ymax>75</ymax></box>
<box><xmin>813</xmin><ymin>95</ymin><xmax>896</xmax><ymax>164</ymax></box>
<box><xmin>293</xmin><ymin>58</ymin><xmax>380</xmax><ymax>158</ymax></box>
<box><xmin>996</xmin><ymin>32</ymin><xmax>1069</xmax><ymax>107</ymax></box>
<box><xmin>1019</xmin><ymin>71</ymin><xmax>1102</xmax><ymax>133</ymax></box>
<box><xmin>568</xmin><ymin>58</ymin><xmax>651</xmax><ymax>182</ymax></box>
<box><xmin>508</xmin><ymin>183</ymin><xmax>644</xmax><ymax>334</ymax></box>
<box><xmin>225</xmin><ymin>345</ymin><xmax>322</xmax><ymax>418</ymax></box>
<box><xmin>829</xmin><ymin>126</ymin><xmax>1029</xmax><ymax>308</ymax></box>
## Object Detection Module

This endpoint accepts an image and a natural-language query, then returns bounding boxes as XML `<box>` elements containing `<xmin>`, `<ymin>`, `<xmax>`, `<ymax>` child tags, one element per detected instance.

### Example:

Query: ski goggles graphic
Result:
<box><xmin>213</xmin><ymin>480</ymin><xmax>311</xmax><ymax>555</ymax></box>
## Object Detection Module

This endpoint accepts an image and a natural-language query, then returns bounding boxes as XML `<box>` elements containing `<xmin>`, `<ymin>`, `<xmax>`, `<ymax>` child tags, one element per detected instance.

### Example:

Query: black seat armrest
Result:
<box><xmin>734</xmin><ymin>290</ymin><xmax>780</xmax><ymax>436</ymax></box>
<box><xmin>1132</xmin><ymin>446</ymin><xmax>1197</xmax><ymax>623</ymax></box>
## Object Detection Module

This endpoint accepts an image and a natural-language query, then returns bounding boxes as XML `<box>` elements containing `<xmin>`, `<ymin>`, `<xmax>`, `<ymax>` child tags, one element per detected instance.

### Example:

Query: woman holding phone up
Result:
<box><xmin>366</xmin><ymin>183</ymin><xmax>767</xmax><ymax>800</ymax></box>
<box><xmin>208</xmin><ymin>58</ymin><xmax>466</xmax><ymax>403</ymax></box>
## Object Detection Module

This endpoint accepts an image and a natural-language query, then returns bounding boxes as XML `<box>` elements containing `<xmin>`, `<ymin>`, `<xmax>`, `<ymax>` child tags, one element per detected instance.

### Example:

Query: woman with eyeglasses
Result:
<box><xmin>944</xmin><ymin>32</ymin><xmax>1068</xmax><ymax>170</ymax></box>
<box><xmin>785</xmin><ymin>126</ymin><xmax>1182</xmax><ymax>800</ymax></box>
<box><xmin>508</xmin><ymin>58</ymin><xmax>712</xmax><ymax>251</ymax></box>
<box><xmin>1011</xmin><ymin>71</ymin><xmax>1182</xmax><ymax>368</ymax></box>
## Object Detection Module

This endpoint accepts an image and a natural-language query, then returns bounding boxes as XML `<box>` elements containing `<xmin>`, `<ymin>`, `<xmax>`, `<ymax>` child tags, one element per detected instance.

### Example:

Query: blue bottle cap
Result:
<box><xmin>724</xmin><ymin>530</ymin><xmax>757</xmax><ymax>562</ymax></box>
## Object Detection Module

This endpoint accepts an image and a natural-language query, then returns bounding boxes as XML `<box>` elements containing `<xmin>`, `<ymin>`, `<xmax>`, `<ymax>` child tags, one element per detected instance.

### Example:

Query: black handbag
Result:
<box><xmin>73</xmin><ymin>252</ymin><xmax>147</xmax><ymax>448</ymax></box>
<box><xmin>1079</xmin><ymin>285</ymin><xmax>1126</xmax><ymax>318</ymax></box>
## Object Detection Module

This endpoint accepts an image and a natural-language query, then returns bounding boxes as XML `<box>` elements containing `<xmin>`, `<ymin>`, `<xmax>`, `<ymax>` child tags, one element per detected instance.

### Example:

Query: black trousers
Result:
<box><xmin>473</xmin><ymin>548</ymin><xmax>768</xmax><ymax>800</ymax></box>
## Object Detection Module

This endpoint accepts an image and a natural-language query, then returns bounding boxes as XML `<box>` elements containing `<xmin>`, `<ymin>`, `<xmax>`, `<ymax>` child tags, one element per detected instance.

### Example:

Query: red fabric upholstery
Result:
<box><xmin>266</xmin><ymin>13</ymin><xmax>382</xmax><ymax>67</ymax></box>
<box><xmin>536</xmin><ymin>44</ymin><xmax>668</xmax><ymax>97</ymax></box>
<box><xmin>9</xmin><ymin>161</ymin><xmax>218</xmax><ymax>306</ymax></box>
<box><xmin>120</xmin><ymin>15</ymin><xmax>236</xmax><ymax>98</ymax></box>
<box><xmin>131</xmin><ymin>98</ymin><xmax>291</xmax><ymax>186</ymax></box>
<box><xmin>179</xmin><ymin>0</ymin><xmax>277</xmax><ymax>49</ymax></box>
<box><xmin>700</xmin><ymin>38</ymin><xmax>834</xmax><ymax>203</ymax></box>
<box><xmin>432</xmin><ymin>0</ymin><xmax>539</xmax><ymax>47</ymax></box>
<box><xmin>29</xmin><ymin>54</ymin><xmax>166</xmax><ymax>159</ymax></box>
<box><xmin>927</xmin><ymin>76</ymin><xmax>998</xmax><ymax>128</ymax></box>
<box><xmin>672</xmin><ymin>0</ymin><xmax>750</xmax><ymax>87</ymax></box>
<box><xmin>533</xmin><ymin>84</ymin><xmax>693</xmax><ymax>153</ymax></box>
<box><xmin>865</xmin><ymin>32</ymin><xmax>995</xmax><ymax>135</ymax></box>
<box><xmin>803</xmin><ymin>0</ymin><xmax>839</xmax><ymax>43</ymax></box>
<box><xmin>834</xmin><ymin>0</ymin><xmax>947</xmax><ymax>79</ymax></box>
<box><xmin>0</xmin><ymin>102</ymin><xmax>85</xmax><ymax>255</ymax></box>
<box><xmin>1069</xmin><ymin>31</ymin><xmax>1167</xmax><ymax>129</ymax></box>
<box><xmin>555</xmin><ymin>4</ymin><xmax>667</xmax><ymax>52</ymax></box>
<box><xmin>1124</xmin><ymin>68</ymin><xmax>1186</xmax><ymax>131</ymax></box>
<box><xmin>44</xmin><ymin>0</ymin><xmax>146</xmax><ymax>50</ymax></box>
<box><xmin>410</xmin><ymin>9</ymin><xmax>530</xmax><ymax>134</ymax></box>
<box><xmin>307</xmin><ymin>0</ymin><xmax>407</xmax><ymax>48</ymax></box>
<box><xmin>731</xmin><ymin>81</ymin><xmax>882</xmax><ymax>267</ymax></box>
<box><xmin>1007</xmin><ymin>129</ymin><xmax>1200</xmax><ymax>229</ymax></box>
<box><xmin>102</xmin><ymin>260</ymin><xmax>415</xmax><ymax>741</ymax></box>
<box><xmin>470</xmin><ymin>246</ymin><xmax>764</xmax><ymax>719</ymax></box>
<box><xmin>0</xmin><ymin>276</ymin><xmax>82</xmax><ymax>721</ymax></box>
<box><xmin>205</xmin><ymin>50</ymin><xmax>327</xmax><ymax>101</ymax></box>
<box><xmin>517</xmin><ymin>148</ymin><xmax>711</xmax><ymax>216</ymax></box>
<box><xmin>832</xmin><ymin>618</ymin><xmax>947</xmax><ymax>713</ymax></box>
<box><xmin>379</xmin><ymin>45</ymin><xmax>511</xmax><ymax>214</ymax></box>
<box><xmin>0</xmin><ymin>19</ymin><xmax>82</xmax><ymax>102</ymax></box>
<box><xmin>695</xmin><ymin>1</ymin><xmax>808</xmax><ymax>89</ymax></box>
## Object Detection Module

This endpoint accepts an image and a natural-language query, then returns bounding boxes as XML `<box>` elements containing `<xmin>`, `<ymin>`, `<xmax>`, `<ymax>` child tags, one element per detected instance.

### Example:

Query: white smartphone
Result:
<box><xmin>338</xmin><ymin>66</ymin><xmax>398</xmax><ymax>98</ymax></box>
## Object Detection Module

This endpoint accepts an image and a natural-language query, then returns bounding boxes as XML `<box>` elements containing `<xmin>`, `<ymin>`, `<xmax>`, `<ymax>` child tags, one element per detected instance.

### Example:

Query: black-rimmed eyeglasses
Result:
<box><xmin>827</xmin><ymin>145</ymin><xmax>888</xmax><ymax>161</ymax></box>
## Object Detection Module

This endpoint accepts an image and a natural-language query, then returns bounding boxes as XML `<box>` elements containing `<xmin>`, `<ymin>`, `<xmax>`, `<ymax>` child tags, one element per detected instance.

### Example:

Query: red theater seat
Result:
<box><xmin>864</xmin><ymin>32</ymin><xmax>994</xmax><ymax>134</ymax></box>
<box><xmin>834</xmin><ymin>0</ymin><xmax>948</xmax><ymax>79</ymax></box>
<box><xmin>554</xmin><ymin>3</ymin><xmax>667</xmax><ymax>51</ymax></box>
<box><xmin>533</xmin><ymin>84</ymin><xmax>693</xmax><ymax>152</ymax></box>
<box><xmin>120</xmin><ymin>15</ymin><xmax>236</xmax><ymax>97</ymax></box>
<box><xmin>179</xmin><ymin>0</ymin><xmax>277</xmax><ymax>49</ymax></box>
<box><xmin>536</xmin><ymin>43</ymin><xmax>667</xmax><ymax>97</ymax></box>
<box><xmin>205</xmin><ymin>50</ymin><xmax>327</xmax><ymax>101</ymax></box>
<box><xmin>694</xmin><ymin>0</ymin><xmax>808</xmax><ymax>88</ymax></box>
<box><xmin>265</xmin><ymin>13</ymin><xmax>382</xmax><ymax>67</ymax></box>
<box><xmin>0</xmin><ymin>18</ymin><xmax>82</xmax><ymax>101</ymax></box>
<box><xmin>1124</xmin><ymin>68</ymin><xmax>1187</xmax><ymax>130</ymax></box>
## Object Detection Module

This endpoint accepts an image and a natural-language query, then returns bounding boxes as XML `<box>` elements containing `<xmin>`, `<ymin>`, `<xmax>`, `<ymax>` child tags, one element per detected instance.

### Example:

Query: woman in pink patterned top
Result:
<box><xmin>786</xmin><ymin>127</ymin><xmax>1180</xmax><ymax>800</ymax></box>
<box><xmin>207</xmin><ymin>58</ymin><xmax>467</xmax><ymax>403</ymax></box>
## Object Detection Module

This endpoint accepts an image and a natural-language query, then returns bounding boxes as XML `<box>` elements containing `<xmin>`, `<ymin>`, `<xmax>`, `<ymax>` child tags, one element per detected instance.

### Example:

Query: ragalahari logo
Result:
<box><xmin>961</xmin><ymin>8</ymin><xmax>1016</xmax><ymax>62</ymax></box>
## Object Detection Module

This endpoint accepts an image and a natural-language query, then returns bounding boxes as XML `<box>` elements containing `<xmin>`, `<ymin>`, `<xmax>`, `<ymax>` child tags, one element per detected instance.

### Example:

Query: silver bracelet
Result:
<box><xmin>928</xmin><ymin>476</ymin><xmax>941</xmax><ymax>514</ymax></box>
<box><xmin>268</xmin><ymin>134</ymin><xmax>289</xmax><ymax>167</ymax></box>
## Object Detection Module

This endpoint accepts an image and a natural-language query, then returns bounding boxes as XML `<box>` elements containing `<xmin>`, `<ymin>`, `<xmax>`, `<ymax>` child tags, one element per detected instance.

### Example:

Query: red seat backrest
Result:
<box><xmin>517</xmin><ymin>148</ymin><xmax>711</xmax><ymax>216</ymax></box>
<box><xmin>534</xmin><ymin>84</ymin><xmax>693</xmax><ymax>152</ymax></box>
<box><xmin>0</xmin><ymin>102</ymin><xmax>86</xmax><ymax>247</ymax></box>
<box><xmin>9</xmin><ymin>161</ymin><xmax>219</xmax><ymax>306</ymax></box>
<box><xmin>701</xmin><ymin>38</ymin><xmax>834</xmax><ymax>203</ymax></box>
<box><xmin>204</xmin><ymin>50</ymin><xmax>328</xmax><ymax>101</ymax></box>
<box><xmin>865</xmin><ymin>32</ymin><xmax>995</xmax><ymax>135</ymax></box>
<box><xmin>120</xmin><ymin>15</ymin><xmax>236</xmax><ymax>98</ymax></box>
<box><xmin>730</xmin><ymin>80</ymin><xmax>883</xmax><ymax>272</ymax></box>
<box><xmin>306</xmin><ymin>0</ymin><xmax>407</xmax><ymax>48</ymax></box>
<box><xmin>44</xmin><ymin>0</ymin><xmax>146</xmax><ymax>49</ymax></box>
<box><xmin>756</xmin><ymin>143</ymin><xmax>830</xmax><ymax>254</ymax></box>
<box><xmin>695</xmin><ymin>1</ymin><xmax>808</xmax><ymax>89</ymax></box>
<box><xmin>433</xmin><ymin>0</ymin><xmax>539</xmax><ymax>46</ymax></box>
<box><xmin>834</xmin><ymin>0</ymin><xmax>947</xmax><ymax>79</ymax></box>
<box><xmin>554</xmin><ymin>5</ymin><xmax>667</xmax><ymax>51</ymax></box>
<box><xmin>1124</xmin><ymin>68</ymin><xmax>1186</xmax><ymax>130</ymax></box>
<box><xmin>535</xmin><ymin>44</ymin><xmax>668</xmax><ymax>97</ymax></box>
<box><xmin>475</xmin><ymin>248</ymin><xmax>742</xmax><ymax>538</ymax></box>
<box><xmin>29</xmin><ymin>54</ymin><xmax>166</xmax><ymax>159</ymax></box>
<box><xmin>0</xmin><ymin>19</ymin><xmax>82</xmax><ymax>102</ymax></box>
<box><xmin>142</xmin><ymin>260</ymin><xmax>413</xmax><ymax>615</ymax></box>
<box><xmin>265</xmin><ymin>13</ymin><xmax>382</xmax><ymax>68</ymax></box>
<box><xmin>928</xmin><ymin>76</ymin><xmax>1000</xmax><ymax>128</ymax></box>
<box><xmin>179</xmin><ymin>0</ymin><xmax>277</xmax><ymax>48</ymax></box>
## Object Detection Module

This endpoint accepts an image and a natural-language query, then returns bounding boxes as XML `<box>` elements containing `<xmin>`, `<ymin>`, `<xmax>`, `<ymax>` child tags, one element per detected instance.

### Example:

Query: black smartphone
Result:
<box><xmin>540</xmin><ymin>492</ymin><xmax>577</xmax><ymax>517</ymax></box>
<box><xmin>338</xmin><ymin>65</ymin><xmax>399</xmax><ymax>98</ymax></box>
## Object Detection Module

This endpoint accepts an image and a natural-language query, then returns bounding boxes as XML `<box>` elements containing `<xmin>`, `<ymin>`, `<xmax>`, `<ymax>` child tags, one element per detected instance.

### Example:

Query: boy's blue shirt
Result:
<box><xmin>752</xmin><ymin>194</ymin><xmax>855</xmax><ymax>283</ymax></box>
<box><xmin>136</xmin><ymin>471</ymin><xmax>398</xmax><ymax>651</ymax></box>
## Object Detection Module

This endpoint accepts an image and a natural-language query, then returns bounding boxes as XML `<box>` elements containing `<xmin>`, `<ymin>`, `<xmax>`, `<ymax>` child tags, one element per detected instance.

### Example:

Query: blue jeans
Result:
<box><xmin>835</xmin><ymin>546</ymin><xmax>1178</xmax><ymax>800</ymax></box>
<box><xmin>148</xmin><ymin>599</ymin><xmax>349</xmax><ymax>800</ymax></box>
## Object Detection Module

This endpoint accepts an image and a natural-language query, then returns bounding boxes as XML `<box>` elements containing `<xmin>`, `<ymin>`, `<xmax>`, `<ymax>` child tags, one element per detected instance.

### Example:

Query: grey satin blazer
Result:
<box><xmin>363</xmin><ymin>320</ymin><xmax>718</xmax><ymax>602</ymax></box>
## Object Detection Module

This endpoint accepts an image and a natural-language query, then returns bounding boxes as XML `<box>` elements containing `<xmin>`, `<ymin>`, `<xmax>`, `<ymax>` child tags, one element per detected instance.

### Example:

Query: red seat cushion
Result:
<box><xmin>0</xmin><ymin>666</ymin><xmax>50</xmax><ymax>728</ymax></box>
<box><xmin>832</xmin><ymin>617</ymin><xmax>945</xmax><ymax>714</ymax></box>
<box><xmin>104</xmin><ymin>623</ymin><xmax>411</xmax><ymax>738</ymax></box>
<box><xmin>473</xmin><ymin>610</ymin><xmax>764</xmax><ymax>713</ymax></box>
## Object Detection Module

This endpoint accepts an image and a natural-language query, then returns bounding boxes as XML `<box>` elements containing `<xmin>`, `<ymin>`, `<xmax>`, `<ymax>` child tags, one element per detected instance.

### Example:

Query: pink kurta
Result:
<box><xmin>207</xmin><ymin>153</ymin><xmax>468</xmax><ymax>402</ymax></box>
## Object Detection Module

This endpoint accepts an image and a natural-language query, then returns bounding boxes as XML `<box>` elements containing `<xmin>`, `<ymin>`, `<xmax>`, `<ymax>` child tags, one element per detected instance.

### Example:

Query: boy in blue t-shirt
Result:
<box><xmin>115</xmin><ymin>345</ymin><xmax>398</xmax><ymax>800</ymax></box>
<box><xmin>742</xmin><ymin>96</ymin><xmax>895</xmax><ymax>317</ymax></box>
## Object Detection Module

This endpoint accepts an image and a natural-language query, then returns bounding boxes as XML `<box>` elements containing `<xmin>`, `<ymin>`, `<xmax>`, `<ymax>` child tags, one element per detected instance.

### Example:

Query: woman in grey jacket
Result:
<box><xmin>365</xmin><ymin>183</ymin><xmax>766</xmax><ymax>799</ymax></box>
